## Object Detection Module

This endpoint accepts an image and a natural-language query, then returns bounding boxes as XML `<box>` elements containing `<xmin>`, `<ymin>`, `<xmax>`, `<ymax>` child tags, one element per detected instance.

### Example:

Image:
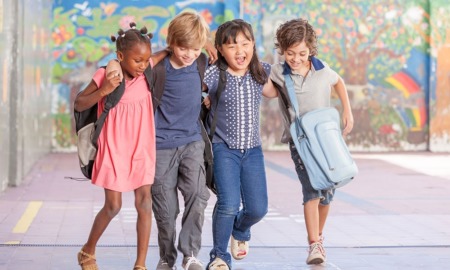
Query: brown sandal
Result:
<box><xmin>77</xmin><ymin>249</ymin><xmax>99</xmax><ymax>270</ymax></box>
<box><xmin>133</xmin><ymin>266</ymin><xmax>147</xmax><ymax>270</ymax></box>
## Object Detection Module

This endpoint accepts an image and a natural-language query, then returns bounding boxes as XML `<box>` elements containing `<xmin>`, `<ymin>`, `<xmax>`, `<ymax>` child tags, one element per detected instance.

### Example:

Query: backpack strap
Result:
<box><xmin>196</xmin><ymin>53</ymin><xmax>207</xmax><ymax>81</ymax></box>
<box><xmin>284</xmin><ymin>73</ymin><xmax>306</xmax><ymax>140</ymax></box>
<box><xmin>91</xmin><ymin>69</ymin><xmax>126</xmax><ymax>147</ymax></box>
<box><xmin>143</xmin><ymin>64</ymin><xmax>153</xmax><ymax>92</ymax></box>
<box><xmin>197</xmin><ymin>53</ymin><xmax>213</xmax><ymax>169</ymax></box>
<box><xmin>151</xmin><ymin>60</ymin><xmax>166</xmax><ymax>113</ymax></box>
<box><xmin>284</xmin><ymin>73</ymin><xmax>299</xmax><ymax>115</ymax></box>
<box><xmin>199</xmin><ymin>57</ymin><xmax>227</xmax><ymax>187</ymax></box>
<box><xmin>273</xmin><ymin>80</ymin><xmax>291</xmax><ymax>118</ymax></box>
<box><xmin>207</xmin><ymin>60</ymin><xmax>227</xmax><ymax>140</ymax></box>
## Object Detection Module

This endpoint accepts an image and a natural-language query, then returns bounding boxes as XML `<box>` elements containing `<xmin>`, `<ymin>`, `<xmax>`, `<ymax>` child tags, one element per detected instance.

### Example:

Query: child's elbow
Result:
<box><xmin>74</xmin><ymin>100</ymin><xmax>81</xmax><ymax>112</ymax></box>
<box><xmin>74</xmin><ymin>97</ymin><xmax>85</xmax><ymax>112</ymax></box>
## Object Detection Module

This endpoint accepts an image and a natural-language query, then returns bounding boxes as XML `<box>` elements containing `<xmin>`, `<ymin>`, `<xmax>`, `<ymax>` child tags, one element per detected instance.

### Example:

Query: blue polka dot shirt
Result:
<box><xmin>203</xmin><ymin>62</ymin><xmax>271</xmax><ymax>149</ymax></box>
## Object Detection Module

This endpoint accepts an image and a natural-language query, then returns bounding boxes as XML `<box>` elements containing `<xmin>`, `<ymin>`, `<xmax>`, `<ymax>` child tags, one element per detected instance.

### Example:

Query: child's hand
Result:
<box><xmin>342</xmin><ymin>110</ymin><xmax>354</xmax><ymax>136</ymax></box>
<box><xmin>100</xmin><ymin>71</ymin><xmax>122</xmax><ymax>96</ymax></box>
<box><xmin>203</xmin><ymin>95</ymin><xmax>211</xmax><ymax>109</ymax></box>
<box><xmin>106</xmin><ymin>59</ymin><xmax>123</xmax><ymax>80</ymax></box>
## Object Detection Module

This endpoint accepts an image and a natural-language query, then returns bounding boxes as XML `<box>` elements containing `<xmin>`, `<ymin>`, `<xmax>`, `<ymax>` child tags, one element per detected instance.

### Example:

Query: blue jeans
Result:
<box><xmin>208</xmin><ymin>143</ymin><xmax>268</xmax><ymax>269</ymax></box>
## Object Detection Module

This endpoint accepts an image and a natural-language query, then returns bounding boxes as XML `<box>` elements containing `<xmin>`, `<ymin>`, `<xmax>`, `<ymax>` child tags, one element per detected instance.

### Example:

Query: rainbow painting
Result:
<box><xmin>386</xmin><ymin>71</ymin><xmax>427</xmax><ymax>130</ymax></box>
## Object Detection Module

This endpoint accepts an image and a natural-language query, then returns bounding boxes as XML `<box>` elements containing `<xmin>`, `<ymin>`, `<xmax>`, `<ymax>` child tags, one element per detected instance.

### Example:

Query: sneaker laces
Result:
<box><xmin>309</xmin><ymin>242</ymin><xmax>325</xmax><ymax>256</ymax></box>
<box><xmin>319</xmin><ymin>235</ymin><xmax>324</xmax><ymax>244</ymax></box>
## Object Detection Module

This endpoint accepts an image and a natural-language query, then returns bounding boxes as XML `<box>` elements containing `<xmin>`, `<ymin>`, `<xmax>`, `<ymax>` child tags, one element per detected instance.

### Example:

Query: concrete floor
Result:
<box><xmin>1</xmin><ymin>152</ymin><xmax>449</xmax><ymax>270</ymax></box>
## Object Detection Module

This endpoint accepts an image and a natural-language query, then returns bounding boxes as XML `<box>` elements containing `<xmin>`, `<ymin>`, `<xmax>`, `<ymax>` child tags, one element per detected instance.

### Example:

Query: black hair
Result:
<box><xmin>215</xmin><ymin>19</ymin><xmax>267</xmax><ymax>85</ymax></box>
<box><xmin>110</xmin><ymin>22</ymin><xmax>153</xmax><ymax>52</ymax></box>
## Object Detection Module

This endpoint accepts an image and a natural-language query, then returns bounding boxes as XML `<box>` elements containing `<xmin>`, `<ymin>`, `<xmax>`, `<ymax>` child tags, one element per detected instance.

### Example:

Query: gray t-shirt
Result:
<box><xmin>270</xmin><ymin>57</ymin><xmax>339</xmax><ymax>143</ymax></box>
<box><xmin>204</xmin><ymin>62</ymin><xmax>271</xmax><ymax>149</ymax></box>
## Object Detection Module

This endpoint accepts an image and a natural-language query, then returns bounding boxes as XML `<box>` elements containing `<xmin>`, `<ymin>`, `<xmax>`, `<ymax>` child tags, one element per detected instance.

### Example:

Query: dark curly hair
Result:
<box><xmin>274</xmin><ymin>18</ymin><xmax>318</xmax><ymax>56</ymax></box>
<box><xmin>110</xmin><ymin>22</ymin><xmax>153</xmax><ymax>52</ymax></box>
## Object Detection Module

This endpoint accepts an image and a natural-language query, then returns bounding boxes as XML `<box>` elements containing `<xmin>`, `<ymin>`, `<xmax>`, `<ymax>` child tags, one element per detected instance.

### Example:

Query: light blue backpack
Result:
<box><xmin>284</xmin><ymin>74</ymin><xmax>358</xmax><ymax>190</ymax></box>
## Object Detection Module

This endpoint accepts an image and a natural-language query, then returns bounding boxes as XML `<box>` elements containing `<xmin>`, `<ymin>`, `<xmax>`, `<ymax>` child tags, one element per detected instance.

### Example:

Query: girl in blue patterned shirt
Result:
<box><xmin>203</xmin><ymin>19</ymin><xmax>277</xmax><ymax>270</ymax></box>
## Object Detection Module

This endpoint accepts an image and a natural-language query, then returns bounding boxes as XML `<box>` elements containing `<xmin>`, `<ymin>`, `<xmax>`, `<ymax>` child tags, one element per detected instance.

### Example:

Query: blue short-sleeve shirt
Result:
<box><xmin>204</xmin><ymin>62</ymin><xmax>271</xmax><ymax>149</ymax></box>
<box><xmin>154</xmin><ymin>56</ymin><xmax>202</xmax><ymax>150</ymax></box>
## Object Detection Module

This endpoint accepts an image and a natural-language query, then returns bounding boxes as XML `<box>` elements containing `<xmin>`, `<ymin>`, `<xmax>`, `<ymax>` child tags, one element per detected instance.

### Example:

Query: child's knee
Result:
<box><xmin>104</xmin><ymin>203</ymin><xmax>121</xmax><ymax>218</ymax></box>
<box><xmin>135</xmin><ymin>192</ymin><xmax>152</xmax><ymax>213</ymax></box>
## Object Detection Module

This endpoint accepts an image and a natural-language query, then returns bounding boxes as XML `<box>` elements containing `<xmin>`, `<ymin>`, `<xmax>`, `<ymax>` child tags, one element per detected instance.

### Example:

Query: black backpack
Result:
<box><xmin>74</xmin><ymin>66</ymin><xmax>153</xmax><ymax>179</ymax></box>
<box><xmin>151</xmin><ymin>54</ymin><xmax>227</xmax><ymax>194</ymax></box>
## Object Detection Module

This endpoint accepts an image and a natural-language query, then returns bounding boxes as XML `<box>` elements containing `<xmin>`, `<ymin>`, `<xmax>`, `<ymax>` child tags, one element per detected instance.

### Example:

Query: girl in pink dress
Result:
<box><xmin>74</xmin><ymin>22</ymin><xmax>156</xmax><ymax>270</ymax></box>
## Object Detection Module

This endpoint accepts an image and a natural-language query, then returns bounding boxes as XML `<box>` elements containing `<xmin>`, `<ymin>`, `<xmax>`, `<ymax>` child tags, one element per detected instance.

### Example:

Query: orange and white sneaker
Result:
<box><xmin>230</xmin><ymin>235</ymin><xmax>249</xmax><ymax>260</ymax></box>
<box><xmin>306</xmin><ymin>241</ymin><xmax>326</xmax><ymax>265</ymax></box>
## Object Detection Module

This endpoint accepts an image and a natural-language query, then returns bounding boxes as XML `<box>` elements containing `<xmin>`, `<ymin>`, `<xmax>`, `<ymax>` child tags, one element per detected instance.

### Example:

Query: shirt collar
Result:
<box><xmin>282</xmin><ymin>56</ymin><xmax>325</xmax><ymax>75</ymax></box>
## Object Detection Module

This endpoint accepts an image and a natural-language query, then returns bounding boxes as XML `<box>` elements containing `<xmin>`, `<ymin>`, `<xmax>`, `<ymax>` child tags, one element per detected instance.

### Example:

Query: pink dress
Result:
<box><xmin>90</xmin><ymin>68</ymin><xmax>156</xmax><ymax>192</ymax></box>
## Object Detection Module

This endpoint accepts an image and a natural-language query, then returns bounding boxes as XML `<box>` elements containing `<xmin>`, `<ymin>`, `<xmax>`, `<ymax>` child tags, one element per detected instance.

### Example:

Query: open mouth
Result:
<box><xmin>236</xmin><ymin>56</ymin><xmax>246</xmax><ymax>65</ymax></box>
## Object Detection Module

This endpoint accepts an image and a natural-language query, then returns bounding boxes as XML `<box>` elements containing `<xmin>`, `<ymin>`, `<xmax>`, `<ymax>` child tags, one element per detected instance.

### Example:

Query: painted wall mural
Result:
<box><xmin>51</xmin><ymin>0</ymin><xmax>239</xmax><ymax>150</ymax></box>
<box><xmin>429</xmin><ymin>1</ymin><xmax>450</xmax><ymax>151</ymax></box>
<box><xmin>51</xmin><ymin>0</ymin><xmax>450</xmax><ymax>152</ymax></box>
<box><xmin>243</xmin><ymin>0</ymin><xmax>435</xmax><ymax>151</ymax></box>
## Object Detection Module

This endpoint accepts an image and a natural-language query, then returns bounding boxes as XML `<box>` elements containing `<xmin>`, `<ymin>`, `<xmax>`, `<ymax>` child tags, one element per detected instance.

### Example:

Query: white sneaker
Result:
<box><xmin>208</xmin><ymin>258</ymin><xmax>229</xmax><ymax>270</ymax></box>
<box><xmin>230</xmin><ymin>235</ymin><xmax>249</xmax><ymax>260</ymax></box>
<box><xmin>182</xmin><ymin>255</ymin><xmax>203</xmax><ymax>270</ymax></box>
<box><xmin>306</xmin><ymin>242</ymin><xmax>326</xmax><ymax>265</ymax></box>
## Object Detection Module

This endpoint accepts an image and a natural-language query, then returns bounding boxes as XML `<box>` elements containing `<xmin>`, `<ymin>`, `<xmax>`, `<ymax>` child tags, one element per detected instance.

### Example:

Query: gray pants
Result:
<box><xmin>152</xmin><ymin>140</ymin><xmax>210</xmax><ymax>267</ymax></box>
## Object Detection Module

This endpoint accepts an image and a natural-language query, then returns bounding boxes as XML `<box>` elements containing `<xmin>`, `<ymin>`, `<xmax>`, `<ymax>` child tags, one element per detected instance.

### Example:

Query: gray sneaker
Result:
<box><xmin>182</xmin><ymin>255</ymin><xmax>203</xmax><ymax>270</ymax></box>
<box><xmin>156</xmin><ymin>259</ymin><xmax>177</xmax><ymax>270</ymax></box>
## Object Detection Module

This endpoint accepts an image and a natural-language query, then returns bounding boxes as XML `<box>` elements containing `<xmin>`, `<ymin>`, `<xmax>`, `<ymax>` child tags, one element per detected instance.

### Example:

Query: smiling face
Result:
<box><xmin>169</xmin><ymin>45</ymin><xmax>202</xmax><ymax>68</ymax></box>
<box><xmin>284</xmin><ymin>41</ymin><xmax>311</xmax><ymax>73</ymax></box>
<box><xmin>166</xmin><ymin>12</ymin><xmax>209</xmax><ymax>69</ymax></box>
<box><xmin>117</xmin><ymin>42</ymin><xmax>151</xmax><ymax>80</ymax></box>
<box><xmin>218</xmin><ymin>31</ymin><xmax>255</xmax><ymax>76</ymax></box>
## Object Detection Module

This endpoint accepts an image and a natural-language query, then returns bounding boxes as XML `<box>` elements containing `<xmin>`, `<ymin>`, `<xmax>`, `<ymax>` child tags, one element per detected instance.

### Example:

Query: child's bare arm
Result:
<box><xmin>262</xmin><ymin>78</ymin><xmax>278</xmax><ymax>98</ymax></box>
<box><xmin>74</xmin><ymin>71</ymin><xmax>121</xmax><ymax>112</ymax></box>
<box><xmin>333</xmin><ymin>76</ymin><xmax>354</xmax><ymax>135</ymax></box>
<box><xmin>151</xmin><ymin>48</ymin><xmax>170</xmax><ymax>66</ymax></box>
<box><xmin>104</xmin><ymin>49</ymin><xmax>169</xmax><ymax>80</ymax></box>
<box><xmin>204</xmin><ymin>40</ymin><xmax>217</xmax><ymax>64</ymax></box>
